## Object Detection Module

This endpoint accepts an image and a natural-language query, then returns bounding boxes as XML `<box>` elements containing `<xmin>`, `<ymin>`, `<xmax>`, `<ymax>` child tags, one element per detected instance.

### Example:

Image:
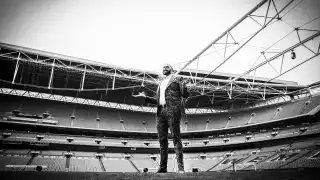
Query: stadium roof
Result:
<box><xmin>0</xmin><ymin>41</ymin><xmax>309</xmax><ymax>109</ymax></box>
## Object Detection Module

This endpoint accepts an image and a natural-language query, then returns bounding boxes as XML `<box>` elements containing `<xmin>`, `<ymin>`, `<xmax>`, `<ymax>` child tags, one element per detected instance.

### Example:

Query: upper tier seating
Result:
<box><xmin>1</xmin><ymin>119</ymin><xmax>319</xmax><ymax>148</ymax></box>
<box><xmin>0</xmin><ymin>94</ymin><xmax>319</xmax><ymax>132</ymax></box>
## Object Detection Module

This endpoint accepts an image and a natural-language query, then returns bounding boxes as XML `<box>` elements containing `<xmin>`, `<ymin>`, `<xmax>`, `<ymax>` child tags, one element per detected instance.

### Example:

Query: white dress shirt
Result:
<box><xmin>159</xmin><ymin>74</ymin><xmax>173</xmax><ymax>105</ymax></box>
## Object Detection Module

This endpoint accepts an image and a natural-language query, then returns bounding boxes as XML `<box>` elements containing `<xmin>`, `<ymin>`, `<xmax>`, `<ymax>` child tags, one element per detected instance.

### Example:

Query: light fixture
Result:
<box><xmin>291</xmin><ymin>50</ymin><xmax>296</xmax><ymax>59</ymax></box>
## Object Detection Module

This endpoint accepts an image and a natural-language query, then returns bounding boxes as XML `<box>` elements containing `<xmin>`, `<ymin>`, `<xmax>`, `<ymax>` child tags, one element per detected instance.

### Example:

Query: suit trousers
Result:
<box><xmin>157</xmin><ymin>104</ymin><xmax>184</xmax><ymax>171</ymax></box>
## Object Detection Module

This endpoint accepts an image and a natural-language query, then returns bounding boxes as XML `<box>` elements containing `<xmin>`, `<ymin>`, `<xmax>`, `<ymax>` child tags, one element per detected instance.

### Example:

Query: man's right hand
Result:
<box><xmin>133</xmin><ymin>92</ymin><xmax>146</xmax><ymax>98</ymax></box>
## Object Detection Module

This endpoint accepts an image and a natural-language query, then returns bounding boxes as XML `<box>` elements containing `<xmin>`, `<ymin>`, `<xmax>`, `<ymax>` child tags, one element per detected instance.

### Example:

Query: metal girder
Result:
<box><xmin>0</xmin><ymin>45</ymin><xmax>306</xmax><ymax>106</ymax></box>
<box><xmin>173</xmin><ymin>0</ymin><xmax>270</xmax><ymax>77</ymax></box>
<box><xmin>193</xmin><ymin>29</ymin><xmax>320</xmax><ymax>102</ymax></box>
<box><xmin>176</xmin><ymin>0</ymin><xmax>294</xmax><ymax>82</ymax></box>
<box><xmin>0</xmin><ymin>87</ymin><xmax>230</xmax><ymax>114</ymax></box>
<box><xmin>0</xmin><ymin>84</ymin><xmax>319</xmax><ymax>114</ymax></box>
<box><xmin>0</xmin><ymin>46</ymin><xmax>304</xmax><ymax>91</ymax></box>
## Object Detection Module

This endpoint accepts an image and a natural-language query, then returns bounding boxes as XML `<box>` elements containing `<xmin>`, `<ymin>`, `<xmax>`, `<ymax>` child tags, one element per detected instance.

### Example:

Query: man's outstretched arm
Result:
<box><xmin>145</xmin><ymin>96</ymin><xmax>157</xmax><ymax>104</ymax></box>
<box><xmin>133</xmin><ymin>92</ymin><xmax>157</xmax><ymax>105</ymax></box>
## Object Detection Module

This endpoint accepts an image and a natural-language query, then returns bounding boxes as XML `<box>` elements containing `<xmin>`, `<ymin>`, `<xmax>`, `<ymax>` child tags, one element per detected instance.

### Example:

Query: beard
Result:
<box><xmin>163</xmin><ymin>70</ymin><xmax>171</xmax><ymax>76</ymax></box>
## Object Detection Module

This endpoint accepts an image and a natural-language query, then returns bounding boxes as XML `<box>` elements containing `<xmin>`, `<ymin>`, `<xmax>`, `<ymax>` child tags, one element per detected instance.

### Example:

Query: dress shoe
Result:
<box><xmin>157</xmin><ymin>168</ymin><xmax>167</xmax><ymax>173</ymax></box>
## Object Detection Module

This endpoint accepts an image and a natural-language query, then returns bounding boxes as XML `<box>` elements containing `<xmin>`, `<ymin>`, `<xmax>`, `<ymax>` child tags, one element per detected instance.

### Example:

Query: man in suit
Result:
<box><xmin>133</xmin><ymin>64</ymin><xmax>189</xmax><ymax>173</ymax></box>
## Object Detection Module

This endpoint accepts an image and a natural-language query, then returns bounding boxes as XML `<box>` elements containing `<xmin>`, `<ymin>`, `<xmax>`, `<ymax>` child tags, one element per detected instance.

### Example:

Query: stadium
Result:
<box><xmin>0</xmin><ymin>0</ymin><xmax>320</xmax><ymax>179</ymax></box>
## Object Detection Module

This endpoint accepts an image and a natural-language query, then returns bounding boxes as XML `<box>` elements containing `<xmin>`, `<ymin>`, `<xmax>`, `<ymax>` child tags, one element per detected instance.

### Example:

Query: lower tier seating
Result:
<box><xmin>0</xmin><ymin>137</ymin><xmax>319</xmax><ymax>172</ymax></box>
<box><xmin>1</xmin><ymin>94</ymin><xmax>319</xmax><ymax>132</ymax></box>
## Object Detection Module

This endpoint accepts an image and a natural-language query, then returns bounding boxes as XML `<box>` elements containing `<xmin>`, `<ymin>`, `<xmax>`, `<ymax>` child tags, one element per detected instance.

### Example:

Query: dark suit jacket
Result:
<box><xmin>145</xmin><ymin>76</ymin><xmax>189</xmax><ymax>117</ymax></box>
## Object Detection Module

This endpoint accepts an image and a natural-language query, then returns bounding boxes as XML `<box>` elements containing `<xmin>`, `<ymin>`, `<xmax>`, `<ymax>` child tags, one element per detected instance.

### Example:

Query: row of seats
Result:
<box><xmin>0</xmin><ymin>123</ymin><xmax>320</xmax><ymax>148</ymax></box>
<box><xmin>1</xmin><ymin>121</ymin><xmax>319</xmax><ymax>148</ymax></box>
<box><xmin>1</xmin><ymin>94</ymin><xmax>319</xmax><ymax>132</ymax></box>
<box><xmin>1</xmin><ymin>137</ymin><xmax>319</xmax><ymax>172</ymax></box>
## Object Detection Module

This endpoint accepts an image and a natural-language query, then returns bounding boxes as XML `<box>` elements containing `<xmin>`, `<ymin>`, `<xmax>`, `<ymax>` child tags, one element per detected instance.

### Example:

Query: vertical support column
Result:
<box><xmin>262</xmin><ymin>86</ymin><xmax>266</xmax><ymax>100</ymax></box>
<box><xmin>81</xmin><ymin>65</ymin><xmax>87</xmax><ymax>90</ymax></box>
<box><xmin>252</xmin><ymin>69</ymin><xmax>256</xmax><ymax>89</ymax></box>
<box><xmin>142</xmin><ymin>73</ymin><xmax>145</xmax><ymax>86</ymax></box>
<box><xmin>12</xmin><ymin>52</ymin><xmax>21</xmax><ymax>84</ymax></box>
<box><xmin>228</xmin><ymin>83</ymin><xmax>233</xmax><ymax>99</ymax></box>
<box><xmin>112</xmin><ymin>69</ymin><xmax>116</xmax><ymax>90</ymax></box>
<box><xmin>195</xmin><ymin>57</ymin><xmax>199</xmax><ymax>83</ymax></box>
<box><xmin>48</xmin><ymin>59</ymin><xmax>55</xmax><ymax>89</ymax></box>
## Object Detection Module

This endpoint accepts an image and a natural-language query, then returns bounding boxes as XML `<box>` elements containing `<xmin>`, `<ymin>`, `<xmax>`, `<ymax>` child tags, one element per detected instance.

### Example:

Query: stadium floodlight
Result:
<box><xmin>36</xmin><ymin>135</ymin><xmax>44</xmax><ymax>141</ymax></box>
<box><xmin>124</xmin><ymin>154</ymin><xmax>131</xmax><ymax>159</ymax></box>
<box><xmin>143</xmin><ymin>141</ymin><xmax>150</xmax><ymax>146</ymax></box>
<box><xmin>66</xmin><ymin>137</ymin><xmax>74</xmax><ymax>143</ymax></box>
<box><xmin>271</xmin><ymin>131</ymin><xmax>279</xmax><ymax>137</ymax></box>
<box><xmin>245</xmin><ymin>135</ymin><xmax>253</xmax><ymax>141</ymax></box>
<box><xmin>199</xmin><ymin>154</ymin><xmax>207</xmax><ymax>160</ymax></box>
<box><xmin>299</xmin><ymin>127</ymin><xmax>308</xmax><ymax>133</ymax></box>
<box><xmin>150</xmin><ymin>155</ymin><xmax>157</xmax><ymax>161</ymax></box>
<box><xmin>203</xmin><ymin>139</ymin><xmax>209</xmax><ymax>145</ymax></box>
<box><xmin>223</xmin><ymin>138</ymin><xmax>230</xmax><ymax>143</ymax></box>
<box><xmin>95</xmin><ymin>153</ymin><xmax>104</xmax><ymax>158</ymax></box>
<box><xmin>64</xmin><ymin>152</ymin><xmax>73</xmax><ymax>157</ymax></box>
<box><xmin>291</xmin><ymin>50</ymin><xmax>296</xmax><ymax>59</ymax></box>
<box><xmin>121</xmin><ymin>140</ymin><xmax>128</xmax><ymax>145</ymax></box>
<box><xmin>95</xmin><ymin>139</ymin><xmax>102</xmax><ymax>144</ymax></box>
<box><xmin>251</xmin><ymin>150</ymin><xmax>258</xmax><ymax>155</ymax></box>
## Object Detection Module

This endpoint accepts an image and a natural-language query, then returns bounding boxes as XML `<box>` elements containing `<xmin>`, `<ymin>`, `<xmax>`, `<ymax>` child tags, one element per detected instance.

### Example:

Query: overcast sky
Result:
<box><xmin>0</xmin><ymin>0</ymin><xmax>319</xmax><ymax>85</ymax></box>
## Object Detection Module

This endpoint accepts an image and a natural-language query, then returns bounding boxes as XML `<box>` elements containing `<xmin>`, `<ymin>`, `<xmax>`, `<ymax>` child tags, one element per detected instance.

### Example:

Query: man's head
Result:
<box><xmin>163</xmin><ymin>64</ymin><xmax>173</xmax><ymax>76</ymax></box>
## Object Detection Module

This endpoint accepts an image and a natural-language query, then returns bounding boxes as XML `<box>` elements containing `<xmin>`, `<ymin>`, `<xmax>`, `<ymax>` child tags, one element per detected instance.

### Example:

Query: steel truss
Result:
<box><xmin>177</xmin><ymin>0</ymin><xmax>320</xmax><ymax>102</ymax></box>
<box><xmin>0</xmin><ymin>85</ymin><xmax>319</xmax><ymax>114</ymax></box>
<box><xmin>0</xmin><ymin>0</ymin><xmax>319</xmax><ymax>113</ymax></box>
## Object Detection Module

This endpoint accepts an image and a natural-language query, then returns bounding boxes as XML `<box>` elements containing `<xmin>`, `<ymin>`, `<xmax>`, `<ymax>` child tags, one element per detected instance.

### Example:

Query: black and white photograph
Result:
<box><xmin>0</xmin><ymin>0</ymin><xmax>319</xmax><ymax>179</ymax></box>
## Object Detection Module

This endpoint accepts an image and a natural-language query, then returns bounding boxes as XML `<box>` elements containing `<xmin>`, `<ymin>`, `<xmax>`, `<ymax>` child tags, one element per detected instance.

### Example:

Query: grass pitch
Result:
<box><xmin>1</xmin><ymin>169</ymin><xmax>319</xmax><ymax>180</ymax></box>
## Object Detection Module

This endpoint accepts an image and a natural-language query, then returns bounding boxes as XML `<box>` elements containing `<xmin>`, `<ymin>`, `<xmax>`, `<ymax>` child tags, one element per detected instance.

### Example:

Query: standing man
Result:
<box><xmin>133</xmin><ymin>64</ymin><xmax>189</xmax><ymax>173</ymax></box>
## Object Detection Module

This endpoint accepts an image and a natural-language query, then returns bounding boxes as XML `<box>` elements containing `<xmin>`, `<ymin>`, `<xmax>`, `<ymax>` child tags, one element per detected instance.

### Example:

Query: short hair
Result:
<box><xmin>163</xmin><ymin>64</ymin><xmax>174</xmax><ymax>72</ymax></box>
